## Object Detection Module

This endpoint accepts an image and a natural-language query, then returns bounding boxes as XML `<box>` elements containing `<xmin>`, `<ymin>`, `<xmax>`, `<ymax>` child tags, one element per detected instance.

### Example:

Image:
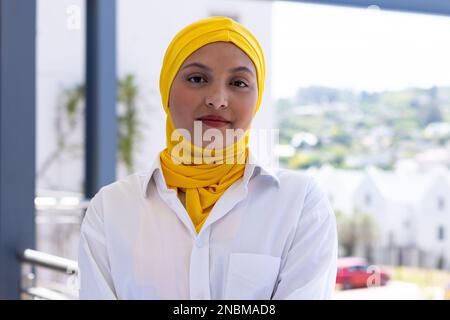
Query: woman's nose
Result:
<box><xmin>205</xmin><ymin>85</ymin><xmax>228</xmax><ymax>109</ymax></box>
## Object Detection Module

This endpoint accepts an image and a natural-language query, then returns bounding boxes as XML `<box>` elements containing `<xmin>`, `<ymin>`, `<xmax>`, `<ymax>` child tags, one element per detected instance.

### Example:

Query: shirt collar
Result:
<box><xmin>140</xmin><ymin>151</ymin><xmax>164</xmax><ymax>198</ymax></box>
<box><xmin>140</xmin><ymin>148</ymin><xmax>280</xmax><ymax>198</ymax></box>
<box><xmin>243</xmin><ymin>148</ymin><xmax>280</xmax><ymax>188</ymax></box>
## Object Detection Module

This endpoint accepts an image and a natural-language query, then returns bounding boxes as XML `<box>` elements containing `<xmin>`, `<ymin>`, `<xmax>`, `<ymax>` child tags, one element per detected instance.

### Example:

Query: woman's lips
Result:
<box><xmin>198</xmin><ymin>116</ymin><xmax>230</xmax><ymax>128</ymax></box>
<box><xmin>200</xmin><ymin>119</ymin><xmax>230</xmax><ymax>128</ymax></box>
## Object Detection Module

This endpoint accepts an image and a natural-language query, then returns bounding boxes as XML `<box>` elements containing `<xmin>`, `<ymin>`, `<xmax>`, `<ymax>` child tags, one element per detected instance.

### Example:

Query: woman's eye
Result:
<box><xmin>187</xmin><ymin>76</ymin><xmax>206</xmax><ymax>84</ymax></box>
<box><xmin>231</xmin><ymin>80</ymin><xmax>248</xmax><ymax>88</ymax></box>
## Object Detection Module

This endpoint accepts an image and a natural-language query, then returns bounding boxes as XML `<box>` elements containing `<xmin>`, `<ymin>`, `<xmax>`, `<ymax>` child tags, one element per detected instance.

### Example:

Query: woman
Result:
<box><xmin>78</xmin><ymin>16</ymin><xmax>337</xmax><ymax>300</ymax></box>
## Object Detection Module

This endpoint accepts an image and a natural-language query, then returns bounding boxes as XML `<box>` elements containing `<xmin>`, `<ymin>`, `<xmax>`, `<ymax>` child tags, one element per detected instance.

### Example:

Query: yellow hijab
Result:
<box><xmin>158</xmin><ymin>16</ymin><xmax>266</xmax><ymax>233</ymax></box>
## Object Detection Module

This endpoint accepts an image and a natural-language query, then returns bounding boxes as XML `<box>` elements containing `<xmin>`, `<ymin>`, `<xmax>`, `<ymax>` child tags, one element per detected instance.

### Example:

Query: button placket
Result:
<box><xmin>155</xmin><ymin>178</ymin><xmax>197</xmax><ymax>238</ymax></box>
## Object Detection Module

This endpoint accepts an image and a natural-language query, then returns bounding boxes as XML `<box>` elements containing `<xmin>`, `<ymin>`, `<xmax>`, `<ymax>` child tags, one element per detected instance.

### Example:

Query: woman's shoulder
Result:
<box><xmin>84</xmin><ymin>171</ymin><xmax>150</xmax><ymax>224</ymax></box>
<box><xmin>92</xmin><ymin>170</ymin><xmax>148</xmax><ymax>202</ymax></box>
<box><xmin>270</xmin><ymin>168</ymin><xmax>329</xmax><ymax>209</ymax></box>
<box><xmin>275</xmin><ymin>167</ymin><xmax>313</xmax><ymax>184</ymax></box>
<box><xmin>272</xmin><ymin>167</ymin><xmax>322</xmax><ymax>193</ymax></box>
<box><xmin>276</xmin><ymin>169</ymin><xmax>334</xmax><ymax>224</ymax></box>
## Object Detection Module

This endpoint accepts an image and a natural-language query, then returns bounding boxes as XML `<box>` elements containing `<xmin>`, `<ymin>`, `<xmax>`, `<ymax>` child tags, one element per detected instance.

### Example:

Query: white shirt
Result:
<box><xmin>78</xmin><ymin>149</ymin><xmax>338</xmax><ymax>300</ymax></box>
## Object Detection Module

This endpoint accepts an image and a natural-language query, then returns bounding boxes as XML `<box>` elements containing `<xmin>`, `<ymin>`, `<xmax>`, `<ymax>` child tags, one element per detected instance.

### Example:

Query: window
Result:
<box><xmin>348</xmin><ymin>265</ymin><xmax>369</xmax><ymax>272</ymax></box>
<box><xmin>364</xmin><ymin>193</ymin><xmax>372</xmax><ymax>206</ymax></box>
<box><xmin>404</xmin><ymin>219</ymin><xmax>410</xmax><ymax>229</ymax></box>
<box><xmin>388</xmin><ymin>232</ymin><xmax>395</xmax><ymax>247</ymax></box>
<box><xmin>438</xmin><ymin>197</ymin><xmax>445</xmax><ymax>211</ymax></box>
<box><xmin>438</xmin><ymin>225</ymin><xmax>445</xmax><ymax>241</ymax></box>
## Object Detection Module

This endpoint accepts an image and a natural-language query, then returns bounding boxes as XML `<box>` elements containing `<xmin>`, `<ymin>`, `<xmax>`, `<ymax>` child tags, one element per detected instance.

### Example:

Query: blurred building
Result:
<box><xmin>308</xmin><ymin>164</ymin><xmax>450</xmax><ymax>270</ymax></box>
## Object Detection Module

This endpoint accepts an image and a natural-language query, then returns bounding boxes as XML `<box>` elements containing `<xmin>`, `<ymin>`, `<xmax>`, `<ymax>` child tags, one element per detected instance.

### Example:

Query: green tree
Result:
<box><xmin>335</xmin><ymin>209</ymin><xmax>379</xmax><ymax>261</ymax></box>
<box><xmin>37</xmin><ymin>74</ymin><xmax>144</xmax><ymax>187</ymax></box>
<box><xmin>335</xmin><ymin>210</ymin><xmax>356</xmax><ymax>256</ymax></box>
<box><xmin>117</xmin><ymin>74</ymin><xmax>142</xmax><ymax>174</ymax></box>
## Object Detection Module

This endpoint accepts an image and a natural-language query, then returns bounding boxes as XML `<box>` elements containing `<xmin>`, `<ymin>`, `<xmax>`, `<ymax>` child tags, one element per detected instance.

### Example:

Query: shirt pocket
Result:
<box><xmin>224</xmin><ymin>253</ymin><xmax>281</xmax><ymax>300</ymax></box>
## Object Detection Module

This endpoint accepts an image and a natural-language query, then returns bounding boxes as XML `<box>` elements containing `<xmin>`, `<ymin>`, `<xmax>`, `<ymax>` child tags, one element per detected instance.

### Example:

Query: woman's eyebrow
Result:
<box><xmin>182</xmin><ymin>62</ymin><xmax>212</xmax><ymax>72</ymax></box>
<box><xmin>229</xmin><ymin>66</ymin><xmax>254</xmax><ymax>77</ymax></box>
<box><xmin>182</xmin><ymin>62</ymin><xmax>254</xmax><ymax>76</ymax></box>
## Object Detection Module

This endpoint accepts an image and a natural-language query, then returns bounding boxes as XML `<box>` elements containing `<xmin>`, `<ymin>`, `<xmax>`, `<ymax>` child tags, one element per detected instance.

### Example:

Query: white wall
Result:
<box><xmin>417</xmin><ymin>177</ymin><xmax>450</xmax><ymax>254</ymax></box>
<box><xmin>37</xmin><ymin>0</ymin><xmax>85</xmax><ymax>192</ymax></box>
<box><xmin>353</xmin><ymin>177</ymin><xmax>387</xmax><ymax>244</ymax></box>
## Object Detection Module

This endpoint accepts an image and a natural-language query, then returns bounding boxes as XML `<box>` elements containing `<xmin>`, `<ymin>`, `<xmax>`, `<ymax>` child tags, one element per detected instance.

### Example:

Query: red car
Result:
<box><xmin>336</xmin><ymin>257</ymin><xmax>390</xmax><ymax>290</ymax></box>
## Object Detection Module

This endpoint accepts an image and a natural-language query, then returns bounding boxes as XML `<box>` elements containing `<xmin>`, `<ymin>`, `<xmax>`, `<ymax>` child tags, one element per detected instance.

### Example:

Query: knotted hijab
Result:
<box><xmin>159</xmin><ymin>16</ymin><xmax>266</xmax><ymax>233</ymax></box>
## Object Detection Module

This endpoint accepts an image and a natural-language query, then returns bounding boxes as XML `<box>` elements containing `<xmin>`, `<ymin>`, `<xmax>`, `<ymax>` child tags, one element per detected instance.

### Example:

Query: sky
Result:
<box><xmin>271</xmin><ymin>2</ymin><xmax>450</xmax><ymax>99</ymax></box>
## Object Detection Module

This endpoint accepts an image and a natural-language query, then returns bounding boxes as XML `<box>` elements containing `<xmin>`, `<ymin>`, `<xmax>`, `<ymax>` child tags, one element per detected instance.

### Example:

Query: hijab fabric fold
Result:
<box><xmin>158</xmin><ymin>16</ymin><xmax>266</xmax><ymax>233</ymax></box>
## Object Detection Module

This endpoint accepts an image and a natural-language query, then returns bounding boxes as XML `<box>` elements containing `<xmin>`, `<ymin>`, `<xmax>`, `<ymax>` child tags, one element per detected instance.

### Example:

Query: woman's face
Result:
<box><xmin>168</xmin><ymin>41</ymin><xmax>258</xmax><ymax>148</ymax></box>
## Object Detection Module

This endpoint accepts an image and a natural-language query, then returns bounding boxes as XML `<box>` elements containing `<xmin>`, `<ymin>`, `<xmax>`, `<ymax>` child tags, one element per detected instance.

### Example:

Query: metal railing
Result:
<box><xmin>19</xmin><ymin>249</ymin><xmax>78</xmax><ymax>274</ymax></box>
<box><xmin>15</xmin><ymin>192</ymin><xmax>87</xmax><ymax>299</ymax></box>
<box><xmin>18</xmin><ymin>249</ymin><xmax>79</xmax><ymax>300</ymax></box>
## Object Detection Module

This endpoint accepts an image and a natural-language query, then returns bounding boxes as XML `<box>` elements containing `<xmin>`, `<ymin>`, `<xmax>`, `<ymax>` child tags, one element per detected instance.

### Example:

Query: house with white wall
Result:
<box><xmin>307</xmin><ymin>164</ymin><xmax>367</xmax><ymax>216</ymax></box>
<box><xmin>365</xmin><ymin>166</ymin><xmax>450</xmax><ymax>268</ymax></box>
<box><xmin>308</xmin><ymin>164</ymin><xmax>450</xmax><ymax>270</ymax></box>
